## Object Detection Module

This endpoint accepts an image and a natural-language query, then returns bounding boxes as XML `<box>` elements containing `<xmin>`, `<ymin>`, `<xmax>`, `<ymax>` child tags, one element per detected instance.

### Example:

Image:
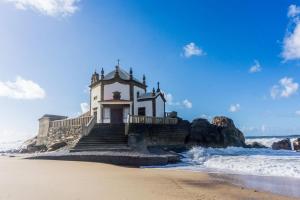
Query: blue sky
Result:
<box><xmin>0</xmin><ymin>0</ymin><xmax>300</xmax><ymax>140</ymax></box>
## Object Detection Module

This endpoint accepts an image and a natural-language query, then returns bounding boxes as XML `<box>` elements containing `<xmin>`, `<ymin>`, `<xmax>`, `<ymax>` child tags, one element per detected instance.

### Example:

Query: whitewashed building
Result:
<box><xmin>90</xmin><ymin>64</ymin><xmax>166</xmax><ymax>123</ymax></box>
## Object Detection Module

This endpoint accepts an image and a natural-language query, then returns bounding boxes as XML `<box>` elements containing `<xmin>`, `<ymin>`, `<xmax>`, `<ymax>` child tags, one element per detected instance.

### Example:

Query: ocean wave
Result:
<box><xmin>180</xmin><ymin>147</ymin><xmax>300</xmax><ymax>178</ymax></box>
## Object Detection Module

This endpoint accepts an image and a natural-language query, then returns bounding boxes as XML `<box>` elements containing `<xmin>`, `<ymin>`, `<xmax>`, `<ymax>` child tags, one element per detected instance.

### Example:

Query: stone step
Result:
<box><xmin>70</xmin><ymin>146</ymin><xmax>131</xmax><ymax>152</ymax></box>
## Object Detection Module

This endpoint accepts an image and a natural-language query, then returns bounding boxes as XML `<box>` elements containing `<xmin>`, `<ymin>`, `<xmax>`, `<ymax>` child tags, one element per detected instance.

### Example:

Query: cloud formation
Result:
<box><xmin>80</xmin><ymin>102</ymin><xmax>89</xmax><ymax>113</ymax></box>
<box><xmin>282</xmin><ymin>4</ymin><xmax>300</xmax><ymax>60</ymax></box>
<box><xmin>182</xmin><ymin>42</ymin><xmax>205</xmax><ymax>58</ymax></box>
<box><xmin>229</xmin><ymin>104</ymin><xmax>240</xmax><ymax>113</ymax></box>
<box><xmin>182</xmin><ymin>99</ymin><xmax>192</xmax><ymax>109</ymax></box>
<box><xmin>165</xmin><ymin>92</ymin><xmax>192</xmax><ymax>109</ymax></box>
<box><xmin>0</xmin><ymin>76</ymin><xmax>46</xmax><ymax>100</ymax></box>
<box><xmin>271</xmin><ymin>77</ymin><xmax>299</xmax><ymax>99</ymax></box>
<box><xmin>4</xmin><ymin>0</ymin><xmax>80</xmax><ymax>17</ymax></box>
<box><xmin>288</xmin><ymin>4</ymin><xmax>300</xmax><ymax>18</ymax></box>
<box><xmin>249</xmin><ymin>60</ymin><xmax>261</xmax><ymax>73</ymax></box>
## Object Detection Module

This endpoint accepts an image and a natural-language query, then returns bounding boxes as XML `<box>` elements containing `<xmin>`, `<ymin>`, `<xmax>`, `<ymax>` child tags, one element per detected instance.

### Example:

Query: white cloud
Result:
<box><xmin>249</xmin><ymin>60</ymin><xmax>261</xmax><ymax>73</ymax></box>
<box><xmin>295</xmin><ymin>110</ymin><xmax>300</xmax><ymax>116</ymax></box>
<box><xmin>80</xmin><ymin>102</ymin><xmax>89</xmax><ymax>113</ymax></box>
<box><xmin>182</xmin><ymin>99</ymin><xmax>192</xmax><ymax>109</ymax></box>
<box><xmin>270</xmin><ymin>77</ymin><xmax>299</xmax><ymax>99</ymax></box>
<box><xmin>165</xmin><ymin>92</ymin><xmax>192</xmax><ymax>109</ymax></box>
<box><xmin>4</xmin><ymin>0</ymin><xmax>80</xmax><ymax>17</ymax></box>
<box><xmin>229</xmin><ymin>104</ymin><xmax>240</xmax><ymax>113</ymax></box>
<box><xmin>282</xmin><ymin>22</ymin><xmax>300</xmax><ymax>60</ymax></box>
<box><xmin>182</xmin><ymin>42</ymin><xmax>205</xmax><ymax>58</ymax></box>
<box><xmin>282</xmin><ymin>4</ymin><xmax>300</xmax><ymax>61</ymax></box>
<box><xmin>288</xmin><ymin>5</ymin><xmax>300</xmax><ymax>18</ymax></box>
<box><xmin>0</xmin><ymin>76</ymin><xmax>46</xmax><ymax>100</ymax></box>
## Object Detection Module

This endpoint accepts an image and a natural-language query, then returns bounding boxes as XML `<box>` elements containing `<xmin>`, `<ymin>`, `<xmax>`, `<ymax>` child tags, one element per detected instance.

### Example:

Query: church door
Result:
<box><xmin>110</xmin><ymin>108</ymin><xmax>123</xmax><ymax>124</ymax></box>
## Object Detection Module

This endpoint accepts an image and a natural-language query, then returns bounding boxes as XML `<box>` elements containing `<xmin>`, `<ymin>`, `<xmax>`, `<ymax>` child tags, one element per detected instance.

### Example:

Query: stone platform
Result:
<box><xmin>26</xmin><ymin>151</ymin><xmax>180</xmax><ymax>166</ymax></box>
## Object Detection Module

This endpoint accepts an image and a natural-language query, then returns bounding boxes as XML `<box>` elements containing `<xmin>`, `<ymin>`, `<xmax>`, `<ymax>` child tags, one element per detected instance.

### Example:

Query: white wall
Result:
<box><xmin>133</xmin><ymin>86</ymin><xmax>147</xmax><ymax>115</ymax></box>
<box><xmin>155</xmin><ymin>96</ymin><xmax>165</xmax><ymax>117</ymax></box>
<box><xmin>103</xmin><ymin>107</ymin><xmax>110</xmax><ymax>123</ymax></box>
<box><xmin>104</xmin><ymin>82</ymin><xmax>130</xmax><ymax>100</ymax></box>
<box><xmin>91</xmin><ymin>84</ymin><xmax>101</xmax><ymax>119</ymax></box>
<box><xmin>123</xmin><ymin>107</ymin><xmax>130</xmax><ymax>123</ymax></box>
<box><xmin>135</xmin><ymin>100</ymin><xmax>153</xmax><ymax>117</ymax></box>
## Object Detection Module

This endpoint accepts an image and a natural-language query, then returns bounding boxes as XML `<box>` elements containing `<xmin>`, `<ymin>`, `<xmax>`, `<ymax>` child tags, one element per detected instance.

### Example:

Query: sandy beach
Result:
<box><xmin>0</xmin><ymin>156</ymin><xmax>296</xmax><ymax>200</ymax></box>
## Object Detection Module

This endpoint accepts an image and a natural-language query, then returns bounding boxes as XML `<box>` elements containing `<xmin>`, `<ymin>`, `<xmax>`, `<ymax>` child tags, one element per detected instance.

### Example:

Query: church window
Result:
<box><xmin>138</xmin><ymin>107</ymin><xmax>146</xmax><ymax>116</ymax></box>
<box><xmin>113</xmin><ymin>91</ymin><xmax>121</xmax><ymax>100</ymax></box>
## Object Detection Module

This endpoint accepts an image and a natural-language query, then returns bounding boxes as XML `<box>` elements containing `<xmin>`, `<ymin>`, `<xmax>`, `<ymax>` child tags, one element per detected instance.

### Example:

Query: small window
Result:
<box><xmin>93</xmin><ymin>96</ymin><xmax>97</xmax><ymax>100</ymax></box>
<box><xmin>138</xmin><ymin>107</ymin><xmax>146</xmax><ymax>116</ymax></box>
<box><xmin>113</xmin><ymin>91</ymin><xmax>121</xmax><ymax>100</ymax></box>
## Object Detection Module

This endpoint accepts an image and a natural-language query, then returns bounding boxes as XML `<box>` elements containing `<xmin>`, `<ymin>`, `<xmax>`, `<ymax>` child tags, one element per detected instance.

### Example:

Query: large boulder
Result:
<box><xmin>293</xmin><ymin>138</ymin><xmax>300</xmax><ymax>151</ymax></box>
<box><xmin>271</xmin><ymin>139</ymin><xmax>292</xmax><ymax>150</ymax></box>
<box><xmin>47</xmin><ymin>141</ymin><xmax>67</xmax><ymax>151</ymax></box>
<box><xmin>188</xmin><ymin>116</ymin><xmax>245</xmax><ymax>147</ymax></box>
<box><xmin>212</xmin><ymin>116</ymin><xmax>245</xmax><ymax>147</ymax></box>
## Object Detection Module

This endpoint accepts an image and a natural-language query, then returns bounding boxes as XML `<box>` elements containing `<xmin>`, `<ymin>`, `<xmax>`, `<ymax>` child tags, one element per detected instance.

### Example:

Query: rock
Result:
<box><xmin>271</xmin><ymin>139</ymin><xmax>291</xmax><ymax>150</ymax></box>
<box><xmin>47</xmin><ymin>141</ymin><xmax>67</xmax><ymax>151</ymax></box>
<box><xmin>19</xmin><ymin>136</ymin><xmax>45</xmax><ymax>153</ymax></box>
<box><xmin>293</xmin><ymin>138</ymin><xmax>300</xmax><ymax>151</ymax></box>
<box><xmin>245</xmin><ymin>142</ymin><xmax>267</xmax><ymax>148</ymax></box>
<box><xmin>20</xmin><ymin>144</ymin><xmax>47</xmax><ymax>153</ymax></box>
<box><xmin>188</xmin><ymin>116</ymin><xmax>245</xmax><ymax>147</ymax></box>
<box><xmin>212</xmin><ymin>116</ymin><xmax>235</xmax><ymax>128</ymax></box>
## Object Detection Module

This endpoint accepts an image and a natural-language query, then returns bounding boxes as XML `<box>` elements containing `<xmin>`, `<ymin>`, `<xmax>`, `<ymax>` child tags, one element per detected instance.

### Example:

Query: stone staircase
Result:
<box><xmin>70</xmin><ymin>124</ymin><xmax>131</xmax><ymax>152</ymax></box>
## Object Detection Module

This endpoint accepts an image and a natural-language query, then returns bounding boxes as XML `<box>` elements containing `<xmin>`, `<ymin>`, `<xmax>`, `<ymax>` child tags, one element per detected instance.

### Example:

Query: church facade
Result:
<box><xmin>90</xmin><ymin>64</ymin><xmax>166</xmax><ymax>123</ymax></box>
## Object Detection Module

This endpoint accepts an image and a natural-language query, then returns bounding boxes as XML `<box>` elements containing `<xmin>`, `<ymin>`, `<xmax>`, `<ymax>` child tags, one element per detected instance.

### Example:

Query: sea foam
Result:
<box><xmin>180</xmin><ymin>146</ymin><xmax>300</xmax><ymax>178</ymax></box>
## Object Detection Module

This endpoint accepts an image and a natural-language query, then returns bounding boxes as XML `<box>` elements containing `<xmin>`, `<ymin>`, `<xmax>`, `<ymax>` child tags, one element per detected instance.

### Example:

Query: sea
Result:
<box><xmin>158</xmin><ymin>135</ymin><xmax>300</xmax><ymax>178</ymax></box>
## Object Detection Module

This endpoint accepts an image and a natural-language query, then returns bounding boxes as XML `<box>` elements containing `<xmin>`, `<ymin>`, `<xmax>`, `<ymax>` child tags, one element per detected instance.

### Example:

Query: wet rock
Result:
<box><xmin>188</xmin><ymin>116</ymin><xmax>245</xmax><ymax>147</ymax></box>
<box><xmin>271</xmin><ymin>139</ymin><xmax>292</xmax><ymax>150</ymax></box>
<box><xmin>293</xmin><ymin>138</ymin><xmax>300</xmax><ymax>151</ymax></box>
<box><xmin>245</xmin><ymin>142</ymin><xmax>267</xmax><ymax>148</ymax></box>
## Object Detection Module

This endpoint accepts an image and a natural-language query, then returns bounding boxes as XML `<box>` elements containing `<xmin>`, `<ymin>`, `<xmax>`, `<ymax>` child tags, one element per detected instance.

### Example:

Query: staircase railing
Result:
<box><xmin>49</xmin><ymin>116</ymin><xmax>92</xmax><ymax>128</ymax></box>
<box><xmin>127</xmin><ymin>115</ymin><xmax>178</xmax><ymax>125</ymax></box>
<box><xmin>82</xmin><ymin>116</ymin><xmax>97</xmax><ymax>136</ymax></box>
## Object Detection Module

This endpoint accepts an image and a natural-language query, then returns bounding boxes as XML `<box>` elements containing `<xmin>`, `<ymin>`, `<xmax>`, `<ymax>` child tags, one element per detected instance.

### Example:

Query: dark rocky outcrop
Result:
<box><xmin>187</xmin><ymin>116</ymin><xmax>245</xmax><ymax>147</ymax></box>
<box><xmin>271</xmin><ymin>139</ymin><xmax>292</xmax><ymax>150</ymax></box>
<box><xmin>245</xmin><ymin>142</ymin><xmax>267</xmax><ymax>149</ymax></box>
<box><xmin>47</xmin><ymin>141</ymin><xmax>67</xmax><ymax>151</ymax></box>
<box><xmin>293</xmin><ymin>138</ymin><xmax>300</xmax><ymax>151</ymax></box>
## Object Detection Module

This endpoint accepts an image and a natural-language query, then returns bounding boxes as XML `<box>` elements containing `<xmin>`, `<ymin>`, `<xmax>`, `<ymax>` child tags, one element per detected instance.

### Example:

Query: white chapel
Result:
<box><xmin>90</xmin><ymin>63</ymin><xmax>166</xmax><ymax>123</ymax></box>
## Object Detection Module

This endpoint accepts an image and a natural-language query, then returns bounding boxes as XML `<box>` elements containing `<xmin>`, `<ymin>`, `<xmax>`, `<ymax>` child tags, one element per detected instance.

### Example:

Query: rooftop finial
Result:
<box><xmin>117</xmin><ymin>59</ymin><xmax>120</xmax><ymax>66</ymax></box>
<box><xmin>152</xmin><ymin>87</ymin><xmax>155</xmax><ymax>95</ymax></box>
<box><xmin>101</xmin><ymin>68</ymin><xmax>104</xmax><ymax>79</ymax></box>
<box><xmin>129</xmin><ymin>67</ymin><xmax>133</xmax><ymax>80</ymax></box>
<box><xmin>156</xmin><ymin>82</ymin><xmax>160</xmax><ymax>93</ymax></box>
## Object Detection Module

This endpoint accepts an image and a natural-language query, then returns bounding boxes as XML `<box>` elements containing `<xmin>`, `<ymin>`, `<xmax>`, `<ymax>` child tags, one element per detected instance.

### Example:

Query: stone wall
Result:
<box><xmin>46</xmin><ymin>125</ymin><xmax>84</xmax><ymax>149</ymax></box>
<box><xmin>127</xmin><ymin>121</ymin><xmax>190</xmax><ymax>150</ymax></box>
<box><xmin>36</xmin><ymin>115</ymin><xmax>67</xmax><ymax>145</ymax></box>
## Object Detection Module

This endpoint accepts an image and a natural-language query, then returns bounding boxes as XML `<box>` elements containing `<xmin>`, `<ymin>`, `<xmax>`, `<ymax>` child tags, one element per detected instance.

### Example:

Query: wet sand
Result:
<box><xmin>212</xmin><ymin>173</ymin><xmax>300</xmax><ymax>198</ymax></box>
<box><xmin>0</xmin><ymin>156</ymin><xmax>297</xmax><ymax>200</ymax></box>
